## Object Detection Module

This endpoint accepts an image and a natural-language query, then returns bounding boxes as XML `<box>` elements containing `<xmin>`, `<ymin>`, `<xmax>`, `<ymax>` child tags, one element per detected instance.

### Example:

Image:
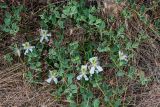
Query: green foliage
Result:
<box><xmin>121</xmin><ymin>8</ymin><xmax>131</xmax><ymax>19</ymax></box>
<box><xmin>0</xmin><ymin>5</ymin><xmax>23</xmax><ymax>35</ymax></box>
<box><xmin>4</xmin><ymin>53</ymin><xmax>13</xmax><ymax>63</ymax></box>
<box><xmin>93</xmin><ymin>99</ymin><xmax>100</xmax><ymax>107</ymax></box>
<box><xmin>24</xmin><ymin>1</ymin><xmax>130</xmax><ymax>105</ymax></box>
<box><xmin>139</xmin><ymin>71</ymin><xmax>150</xmax><ymax>85</ymax></box>
<box><xmin>4</xmin><ymin>0</ymin><xmax>155</xmax><ymax>106</ymax></box>
<box><xmin>21</xmin><ymin>0</ymin><xmax>152</xmax><ymax>105</ymax></box>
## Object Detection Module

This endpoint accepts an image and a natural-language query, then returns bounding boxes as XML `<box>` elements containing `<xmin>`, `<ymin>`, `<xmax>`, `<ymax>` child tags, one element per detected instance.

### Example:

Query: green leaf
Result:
<box><xmin>98</xmin><ymin>21</ymin><xmax>106</xmax><ymax>30</ymax></box>
<box><xmin>126</xmin><ymin>42</ymin><xmax>132</xmax><ymax>49</ymax></box>
<box><xmin>69</xmin><ymin>102</ymin><xmax>77</xmax><ymax>107</ymax></box>
<box><xmin>63</xmin><ymin>7</ymin><xmax>70</xmax><ymax>16</ymax></box>
<box><xmin>95</xmin><ymin>19</ymin><xmax>106</xmax><ymax>30</ymax></box>
<box><xmin>70</xmin><ymin>84</ymin><xmax>77</xmax><ymax>94</ymax></box>
<box><xmin>132</xmin><ymin>42</ymin><xmax>139</xmax><ymax>48</ymax></box>
<box><xmin>97</xmin><ymin>41</ymin><xmax>110</xmax><ymax>52</ymax></box>
<box><xmin>58</xmin><ymin>20</ymin><xmax>64</xmax><ymax>28</ymax></box>
<box><xmin>25</xmin><ymin>71</ymin><xmax>34</xmax><ymax>83</ymax></box>
<box><xmin>54</xmin><ymin>63</ymin><xmax>59</xmax><ymax>68</ymax></box>
<box><xmin>95</xmin><ymin>19</ymin><xmax>102</xmax><ymax>25</ymax></box>
<box><xmin>10</xmin><ymin>23</ymin><xmax>19</xmax><ymax>35</ymax></box>
<box><xmin>2</xmin><ymin>27</ymin><xmax>10</xmax><ymax>33</ymax></box>
<box><xmin>140</xmin><ymin>5</ymin><xmax>146</xmax><ymax>14</ymax></box>
<box><xmin>88</xmin><ymin>14</ymin><xmax>96</xmax><ymax>25</ymax></box>
<box><xmin>71</xmin><ymin>55</ymin><xmax>81</xmax><ymax>64</ymax></box>
<box><xmin>117</xmin><ymin>26</ymin><xmax>125</xmax><ymax>38</ymax></box>
<box><xmin>126</xmin><ymin>42</ymin><xmax>139</xmax><ymax>49</ymax></box>
<box><xmin>139</xmin><ymin>72</ymin><xmax>150</xmax><ymax>85</ymax></box>
<box><xmin>48</xmin><ymin>48</ymin><xmax>57</xmax><ymax>60</ymax></box>
<box><xmin>69</xmin><ymin>41</ymin><xmax>79</xmax><ymax>50</ymax></box>
<box><xmin>114</xmin><ymin>99</ymin><xmax>121</xmax><ymax>107</ymax></box>
<box><xmin>67</xmin><ymin>73</ymin><xmax>74</xmax><ymax>84</ymax></box>
<box><xmin>70</xmin><ymin>6</ymin><xmax>77</xmax><ymax>15</ymax></box>
<box><xmin>104</xmin><ymin>96</ymin><xmax>109</xmax><ymax>103</ymax></box>
<box><xmin>50</xmin><ymin>15</ymin><xmax>56</xmax><ymax>24</ymax></box>
<box><xmin>116</xmin><ymin>70</ymin><xmax>125</xmax><ymax>77</ymax></box>
<box><xmin>0</xmin><ymin>3</ymin><xmax>7</xmax><ymax>9</ymax></box>
<box><xmin>81</xmin><ymin>101</ymin><xmax>91</xmax><ymax>107</ymax></box>
<box><xmin>115</xmin><ymin>0</ymin><xmax>123</xmax><ymax>3</ymax></box>
<box><xmin>61</xmin><ymin>14</ymin><xmax>67</xmax><ymax>18</ymax></box>
<box><xmin>54</xmin><ymin>10</ymin><xmax>60</xmax><ymax>18</ymax></box>
<box><xmin>93</xmin><ymin>99</ymin><xmax>100</xmax><ymax>107</ymax></box>
<box><xmin>39</xmin><ymin>13</ymin><xmax>46</xmax><ymax>20</ymax></box>
<box><xmin>128</xmin><ymin>66</ymin><xmax>136</xmax><ymax>79</ymax></box>
<box><xmin>4</xmin><ymin>53</ymin><xmax>13</xmax><ymax>63</ymax></box>
<box><xmin>4</xmin><ymin>16</ymin><xmax>11</xmax><ymax>26</ymax></box>
<box><xmin>121</xmin><ymin>8</ymin><xmax>131</xmax><ymax>19</ymax></box>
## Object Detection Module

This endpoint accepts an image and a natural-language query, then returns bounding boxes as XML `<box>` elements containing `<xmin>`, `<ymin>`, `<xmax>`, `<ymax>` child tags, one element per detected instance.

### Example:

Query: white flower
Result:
<box><xmin>46</xmin><ymin>70</ymin><xmax>58</xmax><ymax>84</ymax></box>
<box><xmin>77</xmin><ymin>65</ymin><xmax>89</xmax><ymax>81</ymax></box>
<box><xmin>89</xmin><ymin>57</ymin><xmax>103</xmax><ymax>75</ymax></box>
<box><xmin>119</xmin><ymin>51</ymin><xmax>128</xmax><ymax>62</ymax></box>
<box><xmin>40</xmin><ymin>29</ymin><xmax>51</xmax><ymax>43</ymax></box>
<box><xmin>22</xmin><ymin>42</ymin><xmax>35</xmax><ymax>55</ymax></box>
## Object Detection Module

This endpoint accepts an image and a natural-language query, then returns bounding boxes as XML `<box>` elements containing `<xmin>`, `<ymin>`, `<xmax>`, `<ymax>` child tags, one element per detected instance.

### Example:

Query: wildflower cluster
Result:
<box><xmin>39</xmin><ymin>29</ymin><xmax>51</xmax><ymax>43</ymax></box>
<box><xmin>46</xmin><ymin>70</ymin><xmax>58</xmax><ymax>84</ymax></box>
<box><xmin>22</xmin><ymin>42</ymin><xmax>35</xmax><ymax>55</ymax></box>
<box><xmin>21</xmin><ymin>29</ymin><xmax>51</xmax><ymax>55</ymax></box>
<box><xmin>19</xmin><ymin>29</ymin><xmax>128</xmax><ymax>84</ymax></box>
<box><xmin>77</xmin><ymin>65</ymin><xmax>88</xmax><ymax>81</ymax></box>
<box><xmin>119</xmin><ymin>51</ymin><xmax>128</xmax><ymax>62</ymax></box>
<box><xmin>2</xmin><ymin>0</ymin><xmax>151</xmax><ymax>105</ymax></box>
<box><xmin>89</xmin><ymin>57</ymin><xmax>103</xmax><ymax>75</ymax></box>
<box><xmin>77</xmin><ymin>57</ymin><xmax>103</xmax><ymax>81</ymax></box>
<box><xmin>45</xmin><ymin>57</ymin><xmax>104</xmax><ymax>84</ymax></box>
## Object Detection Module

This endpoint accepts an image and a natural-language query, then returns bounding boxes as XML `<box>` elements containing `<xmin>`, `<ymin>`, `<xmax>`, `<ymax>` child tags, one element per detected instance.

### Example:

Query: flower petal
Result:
<box><xmin>77</xmin><ymin>74</ymin><xmax>83</xmax><ymax>80</ymax></box>
<box><xmin>24</xmin><ymin>49</ymin><xmax>29</xmax><ymax>55</ymax></box>
<box><xmin>22</xmin><ymin>43</ymin><xmax>25</xmax><ymax>47</ymax></box>
<box><xmin>46</xmin><ymin>78</ymin><xmax>52</xmax><ymax>83</ymax></box>
<box><xmin>29</xmin><ymin>48</ymin><xmax>33</xmax><ymax>52</ymax></box>
<box><xmin>53</xmin><ymin>77</ymin><xmax>58</xmax><ymax>84</ymax></box>
<box><xmin>84</xmin><ymin>75</ymin><xmax>89</xmax><ymax>81</ymax></box>
<box><xmin>40</xmin><ymin>36</ymin><xmax>44</xmax><ymax>43</ymax></box>
<box><xmin>95</xmin><ymin>70</ymin><xmax>99</xmax><ymax>73</ymax></box>
<box><xmin>45</xmin><ymin>36</ymin><xmax>49</xmax><ymax>42</ymax></box>
<box><xmin>90</xmin><ymin>66</ymin><xmax>95</xmax><ymax>74</ymax></box>
<box><xmin>47</xmin><ymin>33</ymin><xmax>51</xmax><ymax>37</ymax></box>
<box><xmin>96</xmin><ymin>65</ymin><xmax>103</xmax><ymax>72</ymax></box>
<box><xmin>89</xmin><ymin>57</ymin><xmax>97</xmax><ymax>63</ymax></box>
<box><xmin>119</xmin><ymin>51</ymin><xmax>123</xmax><ymax>56</ymax></box>
<box><xmin>32</xmin><ymin>46</ymin><xmax>35</xmax><ymax>49</ymax></box>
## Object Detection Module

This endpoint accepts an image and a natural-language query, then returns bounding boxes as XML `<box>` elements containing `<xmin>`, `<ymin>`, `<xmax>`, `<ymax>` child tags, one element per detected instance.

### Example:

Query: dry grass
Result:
<box><xmin>0</xmin><ymin>59</ymin><xmax>64</xmax><ymax>107</ymax></box>
<box><xmin>133</xmin><ymin>40</ymin><xmax>160</xmax><ymax>107</ymax></box>
<box><xmin>135</xmin><ymin>83</ymin><xmax>160</xmax><ymax>107</ymax></box>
